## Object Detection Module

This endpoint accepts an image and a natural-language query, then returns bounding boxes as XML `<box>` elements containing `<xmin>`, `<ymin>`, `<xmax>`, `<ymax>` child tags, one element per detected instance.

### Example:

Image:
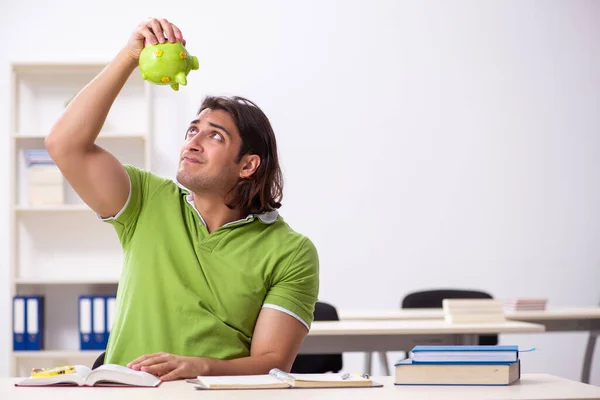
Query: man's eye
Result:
<box><xmin>212</xmin><ymin>132</ymin><xmax>223</xmax><ymax>141</ymax></box>
<box><xmin>187</xmin><ymin>127</ymin><xmax>198</xmax><ymax>135</ymax></box>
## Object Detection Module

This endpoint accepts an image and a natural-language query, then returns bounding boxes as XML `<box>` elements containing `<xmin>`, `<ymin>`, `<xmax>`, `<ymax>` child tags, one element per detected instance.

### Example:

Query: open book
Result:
<box><xmin>189</xmin><ymin>368</ymin><xmax>381</xmax><ymax>390</ymax></box>
<box><xmin>15</xmin><ymin>364</ymin><xmax>161</xmax><ymax>387</ymax></box>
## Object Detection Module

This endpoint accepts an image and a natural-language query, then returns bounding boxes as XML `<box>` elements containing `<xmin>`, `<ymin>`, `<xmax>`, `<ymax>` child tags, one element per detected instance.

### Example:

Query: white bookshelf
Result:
<box><xmin>8</xmin><ymin>62</ymin><xmax>153</xmax><ymax>376</ymax></box>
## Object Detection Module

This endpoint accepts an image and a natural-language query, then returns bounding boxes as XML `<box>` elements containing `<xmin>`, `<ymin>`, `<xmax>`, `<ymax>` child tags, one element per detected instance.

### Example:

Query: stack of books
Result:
<box><xmin>23</xmin><ymin>149</ymin><xmax>64</xmax><ymax>206</ymax></box>
<box><xmin>395</xmin><ymin>345</ymin><xmax>521</xmax><ymax>386</ymax></box>
<box><xmin>503</xmin><ymin>297</ymin><xmax>547</xmax><ymax>311</ymax></box>
<box><xmin>442</xmin><ymin>299</ymin><xmax>506</xmax><ymax>323</ymax></box>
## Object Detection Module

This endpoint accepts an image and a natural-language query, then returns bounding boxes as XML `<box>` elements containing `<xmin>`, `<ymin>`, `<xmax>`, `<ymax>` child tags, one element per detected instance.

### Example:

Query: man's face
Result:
<box><xmin>176</xmin><ymin>108</ymin><xmax>246</xmax><ymax>194</ymax></box>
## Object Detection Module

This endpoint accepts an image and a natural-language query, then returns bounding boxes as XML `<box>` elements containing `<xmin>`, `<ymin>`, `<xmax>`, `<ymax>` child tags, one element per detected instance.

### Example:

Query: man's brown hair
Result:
<box><xmin>197</xmin><ymin>95</ymin><xmax>283</xmax><ymax>215</ymax></box>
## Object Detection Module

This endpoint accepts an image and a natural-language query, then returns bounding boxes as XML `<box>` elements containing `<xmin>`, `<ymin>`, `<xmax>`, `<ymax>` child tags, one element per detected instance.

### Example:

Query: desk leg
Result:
<box><xmin>377</xmin><ymin>352</ymin><xmax>390</xmax><ymax>376</ymax></box>
<box><xmin>364</xmin><ymin>352</ymin><xmax>372</xmax><ymax>376</ymax></box>
<box><xmin>460</xmin><ymin>334</ymin><xmax>479</xmax><ymax>345</ymax></box>
<box><xmin>581</xmin><ymin>330</ymin><xmax>598</xmax><ymax>384</ymax></box>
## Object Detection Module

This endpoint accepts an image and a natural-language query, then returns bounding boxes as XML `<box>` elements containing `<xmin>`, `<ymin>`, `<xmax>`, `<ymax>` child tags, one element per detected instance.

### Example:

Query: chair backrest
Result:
<box><xmin>290</xmin><ymin>301</ymin><xmax>343</xmax><ymax>373</ymax></box>
<box><xmin>401</xmin><ymin>289</ymin><xmax>498</xmax><ymax>345</ymax></box>
<box><xmin>402</xmin><ymin>289</ymin><xmax>493</xmax><ymax>308</ymax></box>
<box><xmin>92</xmin><ymin>351</ymin><xmax>105</xmax><ymax>369</ymax></box>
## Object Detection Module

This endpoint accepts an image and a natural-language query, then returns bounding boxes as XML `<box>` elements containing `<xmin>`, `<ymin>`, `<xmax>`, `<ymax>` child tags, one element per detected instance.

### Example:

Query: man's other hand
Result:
<box><xmin>127</xmin><ymin>352</ymin><xmax>207</xmax><ymax>381</ymax></box>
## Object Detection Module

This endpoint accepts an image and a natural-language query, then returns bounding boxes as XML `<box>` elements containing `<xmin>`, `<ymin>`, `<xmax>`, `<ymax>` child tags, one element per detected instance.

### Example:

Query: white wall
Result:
<box><xmin>2</xmin><ymin>0</ymin><xmax>599</xmax><ymax>383</ymax></box>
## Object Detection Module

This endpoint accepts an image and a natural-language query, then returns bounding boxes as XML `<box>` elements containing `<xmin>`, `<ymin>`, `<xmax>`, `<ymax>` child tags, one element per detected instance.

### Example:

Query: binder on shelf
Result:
<box><xmin>12</xmin><ymin>295</ymin><xmax>44</xmax><ymax>351</ymax></box>
<box><xmin>92</xmin><ymin>296</ymin><xmax>106</xmax><ymax>349</ymax></box>
<box><xmin>79</xmin><ymin>296</ymin><xmax>93</xmax><ymax>350</ymax></box>
<box><xmin>26</xmin><ymin>296</ymin><xmax>44</xmax><ymax>350</ymax></box>
<box><xmin>13</xmin><ymin>296</ymin><xmax>26</xmax><ymax>351</ymax></box>
<box><xmin>23</xmin><ymin>149</ymin><xmax>64</xmax><ymax>207</ymax></box>
<box><xmin>79</xmin><ymin>295</ymin><xmax>117</xmax><ymax>350</ymax></box>
<box><xmin>106</xmin><ymin>295</ymin><xmax>116</xmax><ymax>347</ymax></box>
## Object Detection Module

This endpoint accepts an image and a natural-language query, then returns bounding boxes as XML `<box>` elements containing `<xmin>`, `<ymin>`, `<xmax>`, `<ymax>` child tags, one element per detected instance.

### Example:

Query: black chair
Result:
<box><xmin>402</xmin><ymin>288</ymin><xmax>498</xmax><ymax>345</ymax></box>
<box><xmin>92</xmin><ymin>351</ymin><xmax>105</xmax><ymax>369</ymax></box>
<box><xmin>290</xmin><ymin>301</ymin><xmax>343</xmax><ymax>373</ymax></box>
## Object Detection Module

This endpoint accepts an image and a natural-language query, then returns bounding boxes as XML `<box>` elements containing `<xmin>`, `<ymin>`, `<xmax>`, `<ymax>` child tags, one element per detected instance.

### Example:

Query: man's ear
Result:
<box><xmin>239</xmin><ymin>154</ymin><xmax>261</xmax><ymax>179</ymax></box>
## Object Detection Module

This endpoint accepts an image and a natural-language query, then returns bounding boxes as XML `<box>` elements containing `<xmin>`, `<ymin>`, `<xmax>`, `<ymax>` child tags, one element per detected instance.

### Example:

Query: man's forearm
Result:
<box><xmin>128</xmin><ymin>349</ymin><xmax>299</xmax><ymax>380</ymax></box>
<box><xmin>197</xmin><ymin>353</ymin><xmax>291</xmax><ymax>376</ymax></box>
<box><xmin>45</xmin><ymin>47</ymin><xmax>138</xmax><ymax>156</ymax></box>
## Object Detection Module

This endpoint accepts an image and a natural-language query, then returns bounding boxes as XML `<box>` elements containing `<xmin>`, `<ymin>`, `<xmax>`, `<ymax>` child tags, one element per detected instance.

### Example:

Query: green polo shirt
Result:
<box><xmin>101</xmin><ymin>164</ymin><xmax>319</xmax><ymax>366</ymax></box>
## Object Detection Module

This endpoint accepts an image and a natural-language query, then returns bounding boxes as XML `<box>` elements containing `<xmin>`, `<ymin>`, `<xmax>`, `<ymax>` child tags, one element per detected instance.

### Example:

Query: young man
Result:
<box><xmin>45</xmin><ymin>17</ymin><xmax>319</xmax><ymax>381</ymax></box>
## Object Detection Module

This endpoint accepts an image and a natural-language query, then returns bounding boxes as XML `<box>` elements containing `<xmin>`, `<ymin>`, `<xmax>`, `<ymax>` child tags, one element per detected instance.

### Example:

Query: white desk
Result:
<box><xmin>301</xmin><ymin>319</ymin><xmax>544</xmax><ymax>375</ymax></box>
<box><xmin>338</xmin><ymin>307</ymin><xmax>600</xmax><ymax>383</ymax></box>
<box><xmin>3</xmin><ymin>374</ymin><xmax>600</xmax><ymax>400</ymax></box>
<box><xmin>303</xmin><ymin>319</ymin><xmax>544</xmax><ymax>352</ymax></box>
<box><xmin>339</xmin><ymin>307</ymin><xmax>600</xmax><ymax>325</ymax></box>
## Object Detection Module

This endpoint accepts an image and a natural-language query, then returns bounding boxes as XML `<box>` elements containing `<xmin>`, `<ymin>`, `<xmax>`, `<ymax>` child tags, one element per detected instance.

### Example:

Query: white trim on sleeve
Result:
<box><xmin>97</xmin><ymin>172</ymin><xmax>133</xmax><ymax>221</ymax></box>
<box><xmin>262</xmin><ymin>303</ymin><xmax>309</xmax><ymax>330</ymax></box>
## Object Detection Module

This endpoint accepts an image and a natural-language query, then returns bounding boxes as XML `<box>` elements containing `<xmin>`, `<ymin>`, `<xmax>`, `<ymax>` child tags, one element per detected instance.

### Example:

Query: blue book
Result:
<box><xmin>394</xmin><ymin>358</ymin><xmax>521</xmax><ymax>386</ymax></box>
<box><xmin>411</xmin><ymin>345</ymin><xmax>519</xmax><ymax>363</ymax></box>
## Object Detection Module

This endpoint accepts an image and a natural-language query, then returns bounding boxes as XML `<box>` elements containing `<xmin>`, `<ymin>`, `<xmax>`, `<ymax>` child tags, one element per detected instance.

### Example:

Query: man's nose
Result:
<box><xmin>187</xmin><ymin>136</ymin><xmax>205</xmax><ymax>152</ymax></box>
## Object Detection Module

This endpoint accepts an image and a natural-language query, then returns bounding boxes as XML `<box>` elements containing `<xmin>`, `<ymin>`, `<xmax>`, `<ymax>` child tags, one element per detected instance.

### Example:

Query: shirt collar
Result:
<box><xmin>174</xmin><ymin>179</ymin><xmax>279</xmax><ymax>225</ymax></box>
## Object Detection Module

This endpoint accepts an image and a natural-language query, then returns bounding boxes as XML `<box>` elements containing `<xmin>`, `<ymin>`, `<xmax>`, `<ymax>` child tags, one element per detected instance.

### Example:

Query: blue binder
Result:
<box><xmin>79</xmin><ymin>295</ymin><xmax>117</xmax><ymax>350</ymax></box>
<box><xmin>105</xmin><ymin>295</ymin><xmax>116</xmax><ymax>348</ymax></box>
<box><xmin>12</xmin><ymin>296</ymin><xmax>26</xmax><ymax>351</ymax></box>
<box><xmin>25</xmin><ymin>296</ymin><xmax>44</xmax><ymax>350</ymax></box>
<box><xmin>92</xmin><ymin>296</ymin><xmax>107</xmax><ymax>350</ymax></box>
<box><xmin>78</xmin><ymin>296</ymin><xmax>93</xmax><ymax>350</ymax></box>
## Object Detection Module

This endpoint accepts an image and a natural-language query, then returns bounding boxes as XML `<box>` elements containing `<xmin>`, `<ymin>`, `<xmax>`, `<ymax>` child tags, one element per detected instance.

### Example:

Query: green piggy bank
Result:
<box><xmin>139</xmin><ymin>42</ymin><xmax>199</xmax><ymax>91</ymax></box>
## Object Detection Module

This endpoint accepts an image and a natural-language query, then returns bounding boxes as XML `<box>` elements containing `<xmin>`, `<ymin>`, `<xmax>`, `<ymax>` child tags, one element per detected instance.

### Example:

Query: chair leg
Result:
<box><xmin>581</xmin><ymin>330</ymin><xmax>598</xmax><ymax>384</ymax></box>
<box><xmin>377</xmin><ymin>352</ymin><xmax>390</xmax><ymax>375</ymax></box>
<box><xmin>363</xmin><ymin>352</ymin><xmax>372</xmax><ymax>375</ymax></box>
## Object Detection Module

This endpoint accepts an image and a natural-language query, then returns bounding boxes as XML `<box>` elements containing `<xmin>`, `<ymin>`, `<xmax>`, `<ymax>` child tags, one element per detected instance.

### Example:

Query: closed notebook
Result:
<box><xmin>189</xmin><ymin>368</ymin><xmax>381</xmax><ymax>390</ymax></box>
<box><xmin>15</xmin><ymin>364</ymin><xmax>161</xmax><ymax>387</ymax></box>
<box><xmin>411</xmin><ymin>345</ymin><xmax>519</xmax><ymax>363</ymax></box>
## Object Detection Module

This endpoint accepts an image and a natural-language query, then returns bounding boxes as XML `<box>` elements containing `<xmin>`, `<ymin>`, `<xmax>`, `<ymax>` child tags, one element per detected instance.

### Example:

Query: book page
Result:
<box><xmin>196</xmin><ymin>375</ymin><xmax>289</xmax><ymax>389</ymax></box>
<box><xmin>291</xmin><ymin>373</ymin><xmax>370</xmax><ymax>382</ymax></box>
<box><xmin>285</xmin><ymin>371</ymin><xmax>374</xmax><ymax>388</ymax></box>
<box><xmin>91</xmin><ymin>364</ymin><xmax>139</xmax><ymax>375</ymax></box>
<box><xmin>86</xmin><ymin>364</ymin><xmax>160</xmax><ymax>387</ymax></box>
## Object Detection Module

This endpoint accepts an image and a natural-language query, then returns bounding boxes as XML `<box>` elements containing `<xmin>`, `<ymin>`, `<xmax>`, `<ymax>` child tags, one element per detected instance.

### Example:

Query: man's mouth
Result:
<box><xmin>182</xmin><ymin>156</ymin><xmax>202</xmax><ymax>164</ymax></box>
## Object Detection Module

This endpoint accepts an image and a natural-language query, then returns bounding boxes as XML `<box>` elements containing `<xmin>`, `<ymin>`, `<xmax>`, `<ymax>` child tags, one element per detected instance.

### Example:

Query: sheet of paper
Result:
<box><xmin>198</xmin><ymin>375</ymin><xmax>283</xmax><ymax>386</ymax></box>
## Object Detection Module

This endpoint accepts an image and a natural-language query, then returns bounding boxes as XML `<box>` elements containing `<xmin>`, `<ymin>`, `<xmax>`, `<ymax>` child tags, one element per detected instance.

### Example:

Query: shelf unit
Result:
<box><xmin>8</xmin><ymin>62</ymin><xmax>153</xmax><ymax>376</ymax></box>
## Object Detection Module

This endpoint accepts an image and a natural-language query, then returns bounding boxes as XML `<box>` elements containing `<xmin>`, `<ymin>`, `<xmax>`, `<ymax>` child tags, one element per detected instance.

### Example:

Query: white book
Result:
<box><xmin>16</xmin><ymin>364</ymin><xmax>160</xmax><ymax>387</ymax></box>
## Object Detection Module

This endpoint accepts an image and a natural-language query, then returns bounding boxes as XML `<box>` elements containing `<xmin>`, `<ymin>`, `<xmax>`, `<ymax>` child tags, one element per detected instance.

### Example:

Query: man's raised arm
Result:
<box><xmin>45</xmin><ymin>17</ymin><xmax>184</xmax><ymax>218</ymax></box>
